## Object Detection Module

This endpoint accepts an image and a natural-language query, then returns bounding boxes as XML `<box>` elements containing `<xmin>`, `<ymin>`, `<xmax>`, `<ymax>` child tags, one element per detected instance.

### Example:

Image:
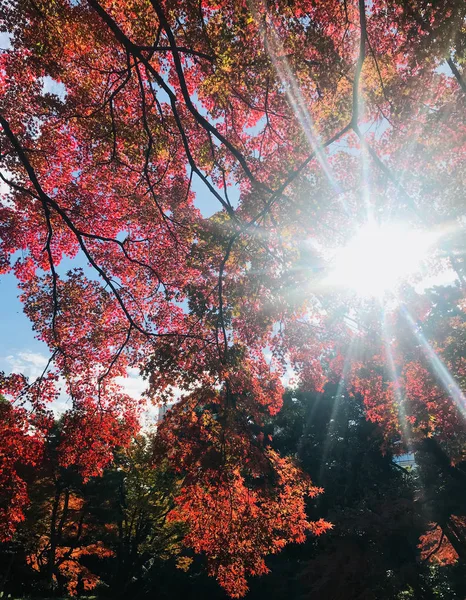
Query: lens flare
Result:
<box><xmin>326</xmin><ymin>221</ymin><xmax>438</xmax><ymax>297</ymax></box>
<box><xmin>401</xmin><ymin>307</ymin><xmax>466</xmax><ymax>418</ymax></box>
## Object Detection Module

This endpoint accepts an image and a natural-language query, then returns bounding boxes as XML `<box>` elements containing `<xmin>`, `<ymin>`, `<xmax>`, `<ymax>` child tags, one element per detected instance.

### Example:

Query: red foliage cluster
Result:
<box><xmin>156</xmin><ymin>391</ymin><xmax>331</xmax><ymax>596</ymax></box>
<box><xmin>0</xmin><ymin>373</ymin><xmax>54</xmax><ymax>541</ymax></box>
<box><xmin>1</xmin><ymin>0</ymin><xmax>465</xmax><ymax>593</ymax></box>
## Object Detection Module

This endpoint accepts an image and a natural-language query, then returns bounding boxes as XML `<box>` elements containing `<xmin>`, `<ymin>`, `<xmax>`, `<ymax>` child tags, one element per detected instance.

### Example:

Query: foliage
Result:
<box><xmin>0</xmin><ymin>0</ymin><xmax>466</xmax><ymax>595</ymax></box>
<box><xmin>2</xmin><ymin>388</ymin><xmax>465</xmax><ymax>599</ymax></box>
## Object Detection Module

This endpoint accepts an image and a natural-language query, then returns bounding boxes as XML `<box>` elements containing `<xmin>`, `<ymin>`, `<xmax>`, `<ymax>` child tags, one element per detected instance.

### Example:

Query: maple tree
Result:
<box><xmin>3</xmin><ymin>389</ymin><xmax>465</xmax><ymax>599</ymax></box>
<box><xmin>5</xmin><ymin>422</ymin><xmax>178</xmax><ymax>598</ymax></box>
<box><xmin>0</xmin><ymin>424</ymin><xmax>189</xmax><ymax>598</ymax></box>
<box><xmin>349</xmin><ymin>286</ymin><xmax>466</xmax><ymax>568</ymax></box>
<box><xmin>1</xmin><ymin>0</ymin><xmax>466</xmax><ymax>595</ymax></box>
<box><xmin>0</xmin><ymin>378</ymin><xmax>54</xmax><ymax>543</ymax></box>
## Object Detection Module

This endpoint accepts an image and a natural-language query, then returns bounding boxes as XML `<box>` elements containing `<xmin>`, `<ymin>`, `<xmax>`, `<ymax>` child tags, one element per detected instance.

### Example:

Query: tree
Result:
<box><xmin>0</xmin><ymin>379</ymin><xmax>53</xmax><ymax>543</ymax></box>
<box><xmin>262</xmin><ymin>386</ymin><xmax>430</xmax><ymax>600</ymax></box>
<box><xmin>1</xmin><ymin>416</ymin><xmax>120</xmax><ymax>597</ymax></box>
<box><xmin>0</xmin><ymin>426</ymin><xmax>190</xmax><ymax>599</ymax></box>
<box><xmin>350</xmin><ymin>285</ymin><xmax>466</xmax><ymax>571</ymax></box>
<box><xmin>104</xmin><ymin>436</ymin><xmax>187</xmax><ymax>598</ymax></box>
<box><xmin>1</xmin><ymin>0</ymin><xmax>466</xmax><ymax>595</ymax></box>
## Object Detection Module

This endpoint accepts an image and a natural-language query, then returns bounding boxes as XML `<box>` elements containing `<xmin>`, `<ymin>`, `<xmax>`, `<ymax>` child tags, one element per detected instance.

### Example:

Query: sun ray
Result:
<box><xmin>381</xmin><ymin>309</ymin><xmax>414</xmax><ymax>453</ymax></box>
<box><xmin>253</xmin><ymin>2</ymin><xmax>343</xmax><ymax>197</ymax></box>
<box><xmin>401</xmin><ymin>306</ymin><xmax>466</xmax><ymax>419</ymax></box>
<box><xmin>318</xmin><ymin>335</ymin><xmax>358</xmax><ymax>482</ymax></box>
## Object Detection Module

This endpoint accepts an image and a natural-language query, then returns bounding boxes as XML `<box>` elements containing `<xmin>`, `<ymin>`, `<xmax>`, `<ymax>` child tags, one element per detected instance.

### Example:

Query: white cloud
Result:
<box><xmin>3</xmin><ymin>350</ymin><xmax>70</xmax><ymax>416</ymax></box>
<box><xmin>116</xmin><ymin>369</ymin><xmax>186</xmax><ymax>428</ymax></box>
<box><xmin>0</xmin><ymin>168</ymin><xmax>15</xmax><ymax>207</ymax></box>
<box><xmin>5</xmin><ymin>351</ymin><xmax>50</xmax><ymax>380</ymax></box>
<box><xmin>115</xmin><ymin>366</ymin><xmax>147</xmax><ymax>400</ymax></box>
<box><xmin>2</xmin><ymin>353</ymin><xmax>183</xmax><ymax>426</ymax></box>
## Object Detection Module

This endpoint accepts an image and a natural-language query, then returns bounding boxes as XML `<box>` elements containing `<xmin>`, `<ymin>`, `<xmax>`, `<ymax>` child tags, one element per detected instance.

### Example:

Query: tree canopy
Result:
<box><xmin>0</xmin><ymin>0</ymin><xmax>465</xmax><ymax>596</ymax></box>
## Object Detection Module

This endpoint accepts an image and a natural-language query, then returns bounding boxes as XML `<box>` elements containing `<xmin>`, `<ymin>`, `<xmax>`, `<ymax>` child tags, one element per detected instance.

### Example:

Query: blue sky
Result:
<box><xmin>1</xmin><ymin>27</ymin><xmax>455</xmax><ymax>411</ymax></box>
<box><xmin>0</xmin><ymin>29</ymin><xmax>239</xmax><ymax>412</ymax></box>
<box><xmin>0</xmin><ymin>161</ymin><xmax>237</xmax><ymax>413</ymax></box>
<box><xmin>0</xmin><ymin>274</ymin><xmax>47</xmax><ymax>359</ymax></box>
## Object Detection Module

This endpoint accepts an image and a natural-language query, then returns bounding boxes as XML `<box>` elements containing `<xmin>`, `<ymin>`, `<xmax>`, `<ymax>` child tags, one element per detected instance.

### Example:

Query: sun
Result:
<box><xmin>325</xmin><ymin>221</ymin><xmax>438</xmax><ymax>297</ymax></box>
